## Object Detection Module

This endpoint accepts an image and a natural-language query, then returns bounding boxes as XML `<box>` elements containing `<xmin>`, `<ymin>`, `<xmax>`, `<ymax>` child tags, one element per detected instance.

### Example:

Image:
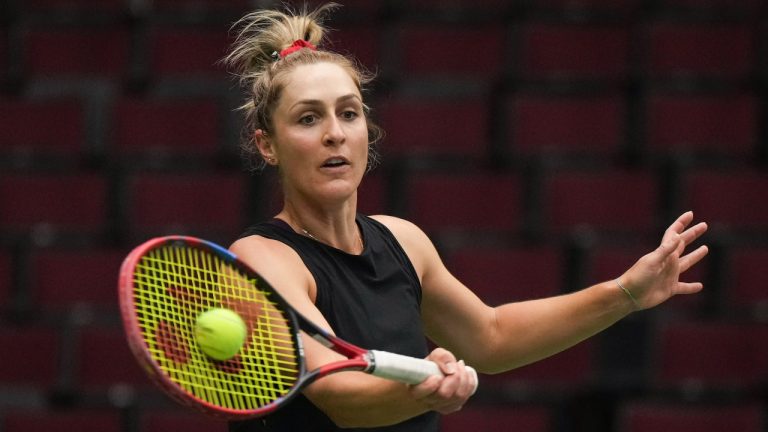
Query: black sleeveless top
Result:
<box><xmin>229</xmin><ymin>214</ymin><xmax>439</xmax><ymax>432</ymax></box>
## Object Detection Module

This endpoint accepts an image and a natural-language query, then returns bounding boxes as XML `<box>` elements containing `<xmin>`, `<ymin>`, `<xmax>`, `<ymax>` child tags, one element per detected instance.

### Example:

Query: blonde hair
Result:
<box><xmin>225</xmin><ymin>2</ymin><xmax>382</xmax><ymax>171</ymax></box>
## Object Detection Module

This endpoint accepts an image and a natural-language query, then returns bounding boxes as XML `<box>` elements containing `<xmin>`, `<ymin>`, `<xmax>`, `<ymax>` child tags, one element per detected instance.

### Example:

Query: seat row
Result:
<box><xmin>2</xmin><ymin>19</ymin><xmax>761</xmax><ymax>83</ymax></box>
<box><xmin>0</xmin><ymin>317</ymin><xmax>765</xmax><ymax>430</ymax></box>
<box><xmin>1</xmin><ymin>87</ymin><xmax>762</xmax><ymax>168</ymax></box>
<box><xmin>1</xmin><ymin>165</ymin><xmax>766</xmax><ymax>242</ymax></box>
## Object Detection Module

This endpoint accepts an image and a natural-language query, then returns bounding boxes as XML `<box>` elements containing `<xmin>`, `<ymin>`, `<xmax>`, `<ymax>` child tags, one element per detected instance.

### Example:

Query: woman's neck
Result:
<box><xmin>277</xmin><ymin>199</ymin><xmax>362</xmax><ymax>254</ymax></box>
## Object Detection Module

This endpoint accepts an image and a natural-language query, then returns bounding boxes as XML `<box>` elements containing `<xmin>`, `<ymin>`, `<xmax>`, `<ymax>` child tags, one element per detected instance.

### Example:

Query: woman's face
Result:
<box><xmin>262</xmin><ymin>61</ymin><xmax>369</xmax><ymax>206</ymax></box>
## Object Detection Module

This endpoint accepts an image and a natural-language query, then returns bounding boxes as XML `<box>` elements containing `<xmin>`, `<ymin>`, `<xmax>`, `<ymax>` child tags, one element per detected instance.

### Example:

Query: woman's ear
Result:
<box><xmin>255</xmin><ymin>129</ymin><xmax>277</xmax><ymax>165</ymax></box>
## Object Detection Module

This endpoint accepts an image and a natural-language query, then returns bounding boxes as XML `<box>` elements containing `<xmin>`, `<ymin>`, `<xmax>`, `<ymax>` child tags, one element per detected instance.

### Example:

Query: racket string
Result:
<box><xmin>133</xmin><ymin>245</ymin><xmax>301</xmax><ymax>410</ymax></box>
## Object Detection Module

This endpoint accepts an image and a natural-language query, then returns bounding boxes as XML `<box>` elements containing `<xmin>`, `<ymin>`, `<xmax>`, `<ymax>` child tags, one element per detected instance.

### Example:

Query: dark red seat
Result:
<box><xmin>76</xmin><ymin>325</ymin><xmax>153</xmax><ymax>390</ymax></box>
<box><xmin>30</xmin><ymin>247</ymin><xmax>126</xmax><ymax>312</ymax></box>
<box><xmin>726</xmin><ymin>246</ymin><xmax>768</xmax><ymax>317</ymax></box>
<box><xmin>141</xmin><ymin>409</ymin><xmax>228</xmax><ymax>432</ymax></box>
<box><xmin>397</xmin><ymin>24</ymin><xmax>505</xmax><ymax>79</ymax></box>
<box><xmin>448</xmin><ymin>245</ymin><xmax>562</xmax><ymax>305</ymax></box>
<box><xmin>530</xmin><ymin>0</ymin><xmax>642</xmax><ymax>15</ymax></box>
<box><xmin>112</xmin><ymin>96</ymin><xmax>221</xmax><ymax>161</ymax></box>
<box><xmin>149</xmin><ymin>26</ymin><xmax>231</xmax><ymax>78</ymax></box>
<box><xmin>483</xmin><ymin>339</ymin><xmax>597</xmax><ymax>390</ymax></box>
<box><xmin>542</xmin><ymin>169</ymin><xmax>658</xmax><ymax>235</ymax></box>
<box><xmin>0</xmin><ymin>249</ymin><xmax>10</xmax><ymax>310</ymax></box>
<box><xmin>378</xmin><ymin>96</ymin><xmax>490</xmax><ymax>159</ymax></box>
<box><xmin>406</xmin><ymin>171</ymin><xmax>522</xmax><ymax>235</ymax></box>
<box><xmin>441</xmin><ymin>404</ymin><xmax>553</xmax><ymax>432</ymax></box>
<box><xmin>0</xmin><ymin>172</ymin><xmax>108</xmax><ymax>236</ymax></box>
<box><xmin>126</xmin><ymin>171</ymin><xmax>246</xmax><ymax>240</ymax></box>
<box><xmin>518</xmin><ymin>23</ymin><xmax>630</xmax><ymax>83</ymax></box>
<box><xmin>645</xmin><ymin>22</ymin><xmax>755</xmax><ymax>82</ymax></box>
<box><xmin>645</xmin><ymin>91</ymin><xmax>758</xmax><ymax>159</ymax></box>
<box><xmin>655</xmin><ymin>0</ymin><xmax>764</xmax><ymax>15</ymax></box>
<box><xmin>508</xmin><ymin>92</ymin><xmax>625</xmax><ymax>158</ymax></box>
<box><xmin>0</xmin><ymin>325</ymin><xmax>59</xmax><ymax>387</ymax></box>
<box><xmin>0</xmin><ymin>98</ymin><xmax>85</xmax><ymax>161</ymax></box>
<box><xmin>683</xmin><ymin>168</ymin><xmax>768</xmax><ymax>233</ymax></box>
<box><xmin>653</xmin><ymin>321</ymin><xmax>768</xmax><ymax>390</ymax></box>
<box><xmin>619</xmin><ymin>401</ymin><xmax>765</xmax><ymax>432</ymax></box>
<box><xmin>23</xmin><ymin>27</ymin><xmax>130</xmax><ymax>78</ymax></box>
<box><xmin>2</xmin><ymin>409</ymin><xmax>122</xmax><ymax>432</ymax></box>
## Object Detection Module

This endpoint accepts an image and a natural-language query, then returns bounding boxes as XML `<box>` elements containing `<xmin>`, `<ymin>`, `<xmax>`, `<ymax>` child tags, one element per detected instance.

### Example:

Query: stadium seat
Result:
<box><xmin>653</xmin><ymin>320</ymin><xmax>768</xmax><ymax>391</ymax></box>
<box><xmin>397</xmin><ymin>24</ymin><xmax>505</xmax><ymax>80</ymax></box>
<box><xmin>111</xmin><ymin>96</ymin><xmax>221</xmax><ymax>162</ymax></box>
<box><xmin>0</xmin><ymin>249</ymin><xmax>10</xmax><ymax>310</ymax></box>
<box><xmin>19</xmin><ymin>0</ymin><xmax>126</xmax><ymax>16</ymax></box>
<box><xmin>542</xmin><ymin>168</ymin><xmax>658</xmax><ymax>236</ymax></box>
<box><xmin>518</xmin><ymin>22</ymin><xmax>630</xmax><ymax>83</ymax></box>
<box><xmin>0</xmin><ymin>98</ymin><xmax>85</xmax><ymax>163</ymax></box>
<box><xmin>2</xmin><ymin>409</ymin><xmax>122</xmax><ymax>432</ymax></box>
<box><xmin>405</xmin><ymin>171</ymin><xmax>522</xmax><ymax>235</ymax></box>
<box><xmin>125</xmin><ymin>171</ymin><xmax>246</xmax><ymax>241</ymax></box>
<box><xmin>682</xmin><ymin>168</ymin><xmax>768</xmax><ymax>233</ymax></box>
<box><xmin>0</xmin><ymin>172</ymin><xmax>109</xmax><ymax>237</ymax></box>
<box><xmin>530</xmin><ymin>0</ymin><xmax>642</xmax><ymax>16</ymax></box>
<box><xmin>141</xmin><ymin>409</ymin><xmax>228</xmax><ymax>432</ymax></box>
<box><xmin>655</xmin><ymin>0</ymin><xmax>765</xmax><ymax>16</ymax></box>
<box><xmin>0</xmin><ymin>325</ymin><xmax>59</xmax><ymax>387</ymax></box>
<box><xmin>75</xmin><ymin>325</ymin><xmax>153</xmax><ymax>390</ymax></box>
<box><xmin>23</xmin><ymin>26</ymin><xmax>130</xmax><ymax>78</ymax></box>
<box><xmin>645</xmin><ymin>91</ymin><xmax>758</xmax><ymax>160</ymax></box>
<box><xmin>484</xmin><ymin>339</ymin><xmax>597</xmax><ymax>390</ymax></box>
<box><xmin>30</xmin><ymin>247</ymin><xmax>126</xmax><ymax>312</ymax></box>
<box><xmin>448</xmin><ymin>245</ymin><xmax>563</xmax><ymax>305</ymax></box>
<box><xmin>377</xmin><ymin>95</ymin><xmax>490</xmax><ymax>159</ymax></box>
<box><xmin>507</xmin><ymin>92</ymin><xmax>626</xmax><ymax>159</ymax></box>
<box><xmin>356</xmin><ymin>170</ymin><xmax>387</xmax><ymax>216</ymax></box>
<box><xmin>149</xmin><ymin>26</ymin><xmax>230</xmax><ymax>78</ymax></box>
<box><xmin>324</xmin><ymin>25</ymin><xmax>380</xmax><ymax>72</ymax></box>
<box><xmin>441</xmin><ymin>404</ymin><xmax>553</xmax><ymax>432</ymax></box>
<box><xmin>151</xmin><ymin>0</ymin><xmax>251</xmax><ymax>14</ymax></box>
<box><xmin>619</xmin><ymin>401</ymin><xmax>765</xmax><ymax>432</ymax></box>
<box><xmin>399</xmin><ymin>0</ymin><xmax>514</xmax><ymax>17</ymax></box>
<box><xmin>644</xmin><ymin>22</ymin><xmax>755</xmax><ymax>82</ymax></box>
<box><xmin>724</xmin><ymin>246</ymin><xmax>768</xmax><ymax>318</ymax></box>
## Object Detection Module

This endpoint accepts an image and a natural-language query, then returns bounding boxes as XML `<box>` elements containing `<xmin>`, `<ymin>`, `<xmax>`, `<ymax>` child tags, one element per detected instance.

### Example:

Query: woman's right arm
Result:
<box><xmin>229</xmin><ymin>236</ymin><xmax>474</xmax><ymax>428</ymax></box>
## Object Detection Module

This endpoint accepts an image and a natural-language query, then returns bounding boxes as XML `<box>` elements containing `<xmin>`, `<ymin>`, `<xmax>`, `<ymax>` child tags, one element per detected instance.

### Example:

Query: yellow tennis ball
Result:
<box><xmin>195</xmin><ymin>308</ymin><xmax>247</xmax><ymax>361</ymax></box>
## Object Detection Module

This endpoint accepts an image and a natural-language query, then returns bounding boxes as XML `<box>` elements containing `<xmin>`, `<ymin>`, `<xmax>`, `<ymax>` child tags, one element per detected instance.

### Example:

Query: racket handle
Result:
<box><xmin>369</xmin><ymin>350</ymin><xmax>479</xmax><ymax>392</ymax></box>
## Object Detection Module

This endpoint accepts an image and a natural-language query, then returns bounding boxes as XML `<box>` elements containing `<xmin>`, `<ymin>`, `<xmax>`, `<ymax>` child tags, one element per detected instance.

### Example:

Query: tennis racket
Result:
<box><xmin>119</xmin><ymin>235</ymin><xmax>477</xmax><ymax>419</ymax></box>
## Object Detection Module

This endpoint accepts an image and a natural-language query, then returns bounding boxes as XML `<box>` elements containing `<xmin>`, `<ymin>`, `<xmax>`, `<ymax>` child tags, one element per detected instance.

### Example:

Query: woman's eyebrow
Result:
<box><xmin>290</xmin><ymin>94</ymin><xmax>362</xmax><ymax>110</ymax></box>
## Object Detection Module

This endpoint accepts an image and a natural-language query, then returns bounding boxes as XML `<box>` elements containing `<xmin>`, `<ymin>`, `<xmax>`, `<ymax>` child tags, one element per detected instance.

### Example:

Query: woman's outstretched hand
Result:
<box><xmin>618</xmin><ymin>211</ymin><xmax>709</xmax><ymax>310</ymax></box>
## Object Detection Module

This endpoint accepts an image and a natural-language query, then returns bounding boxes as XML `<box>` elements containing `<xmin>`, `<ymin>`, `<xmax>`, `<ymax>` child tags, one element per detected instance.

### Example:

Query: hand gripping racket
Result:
<box><xmin>119</xmin><ymin>235</ymin><xmax>477</xmax><ymax>419</ymax></box>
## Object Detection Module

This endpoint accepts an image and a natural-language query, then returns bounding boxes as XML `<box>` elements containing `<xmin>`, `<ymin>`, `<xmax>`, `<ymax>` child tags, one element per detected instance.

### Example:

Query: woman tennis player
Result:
<box><xmin>225</xmin><ymin>3</ymin><xmax>708</xmax><ymax>431</ymax></box>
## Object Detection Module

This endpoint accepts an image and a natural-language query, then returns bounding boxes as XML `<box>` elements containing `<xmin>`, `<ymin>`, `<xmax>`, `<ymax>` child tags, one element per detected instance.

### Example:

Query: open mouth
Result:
<box><xmin>322</xmin><ymin>157</ymin><xmax>349</xmax><ymax>168</ymax></box>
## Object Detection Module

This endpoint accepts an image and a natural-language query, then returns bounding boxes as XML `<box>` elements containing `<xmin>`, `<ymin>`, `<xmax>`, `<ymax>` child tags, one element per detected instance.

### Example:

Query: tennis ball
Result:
<box><xmin>195</xmin><ymin>308</ymin><xmax>247</xmax><ymax>361</ymax></box>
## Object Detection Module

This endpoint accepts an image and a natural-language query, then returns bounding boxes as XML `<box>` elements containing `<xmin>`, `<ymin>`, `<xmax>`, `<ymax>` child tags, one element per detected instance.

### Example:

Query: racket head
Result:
<box><xmin>118</xmin><ymin>236</ymin><xmax>307</xmax><ymax>419</ymax></box>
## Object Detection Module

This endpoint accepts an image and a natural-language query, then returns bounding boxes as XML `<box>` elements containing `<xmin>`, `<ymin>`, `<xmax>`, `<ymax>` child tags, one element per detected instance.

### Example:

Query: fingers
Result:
<box><xmin>679</xmin><ymin>244</ymin><xmax>709</xmax><ymax>273</ymax></box>
<box><xmin>409</xmin><ymin>349</ymin><xmax>477</xmax><ymax>414</ymax></box>
<box><xmin>666</xmin><ymin>210</ymin><xmax>694</xmax><ymax>237</ymax></box>
<box><xmin>675</xmin><ymin>281</ymin><xmax>704</xmax><ymax>295</ymax></box>
<box><xmin>680</xmin><ymin>221</ymin><xmax>708</xmax><ymax>248</ymax></box>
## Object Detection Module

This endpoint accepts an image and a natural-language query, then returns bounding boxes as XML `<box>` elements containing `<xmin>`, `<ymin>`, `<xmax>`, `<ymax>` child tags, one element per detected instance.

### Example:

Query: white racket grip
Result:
<box><xmin>369</xmin><ymin>350</ymin><xmax>479</xmax><ymax>394</ymax></box>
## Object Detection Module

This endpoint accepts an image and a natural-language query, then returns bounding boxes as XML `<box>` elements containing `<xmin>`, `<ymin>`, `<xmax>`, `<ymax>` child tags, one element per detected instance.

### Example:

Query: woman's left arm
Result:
<box><xmin>376</xmin><ymin>211</ymin><xmax>708</xmax><ymax>375</ymax></box>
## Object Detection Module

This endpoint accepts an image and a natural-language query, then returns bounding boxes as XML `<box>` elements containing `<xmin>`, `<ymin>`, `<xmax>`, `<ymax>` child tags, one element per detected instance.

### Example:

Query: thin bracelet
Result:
<box><xmin>615</xmin><ymin>279</ymin><xmax>640</xmax><ymax>310</ymax></box>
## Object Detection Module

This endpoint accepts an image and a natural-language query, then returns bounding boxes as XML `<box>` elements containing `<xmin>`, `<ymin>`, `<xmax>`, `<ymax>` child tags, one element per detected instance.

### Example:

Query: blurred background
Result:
<box><xmin>0</xmin><ymin>0</ymin><xmax>766</xmax><ymax>431</ymax></box>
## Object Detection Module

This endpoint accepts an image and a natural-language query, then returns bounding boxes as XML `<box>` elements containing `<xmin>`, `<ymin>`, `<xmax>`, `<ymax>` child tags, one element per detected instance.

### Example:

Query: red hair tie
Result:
<box><xmin>278</xmin><ymin>39</ymin><xmax>317</xmax><ymax>58</ymax></box>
